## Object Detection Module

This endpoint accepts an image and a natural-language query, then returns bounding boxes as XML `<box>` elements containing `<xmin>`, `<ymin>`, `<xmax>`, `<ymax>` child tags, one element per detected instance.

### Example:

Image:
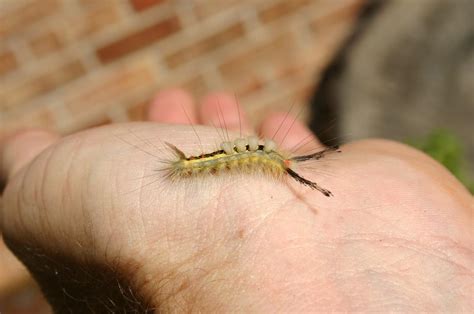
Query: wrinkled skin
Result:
<box><xmin>1</xmin><ymin>89</ymin><xmax>473</xmax><ymax>312</ymax></box>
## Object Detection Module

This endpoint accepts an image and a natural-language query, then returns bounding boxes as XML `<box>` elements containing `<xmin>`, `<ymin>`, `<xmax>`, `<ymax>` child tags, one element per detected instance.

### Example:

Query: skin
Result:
<box><xmin>0</xmin><ymin>89</ymin><xmax>473</xmax><ymax>312</ymax></box>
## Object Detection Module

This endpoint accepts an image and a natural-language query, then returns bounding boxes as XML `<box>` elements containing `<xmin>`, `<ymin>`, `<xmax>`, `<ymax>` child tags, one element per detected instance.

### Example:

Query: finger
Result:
<box><xmin>0</xmin><ymin>129</ymin><xmax>59</xmax><ymax>181</ymax></box>
<box><xmin>259</xmin><ymin>112</ymin><xmax>323</xmax><ymax>153</ymax></box>
<box><xmin>199</xmin><ymin>92</ymin><xmax>252</xmax><ymax>135</ymax></box>
<box><xmin>147</xmin><ymin>88</ymin><xmax>198</xmax><ymax>124</ymax></box>
<box><xmin>0</xmin><ymin>238</ymin><xmax>30</xmax><ymax>297</ymax></box>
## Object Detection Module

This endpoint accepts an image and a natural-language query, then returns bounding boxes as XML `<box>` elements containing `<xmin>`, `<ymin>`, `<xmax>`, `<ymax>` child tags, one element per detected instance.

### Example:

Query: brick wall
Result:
<box><xmin>0</xmin><ymin>0</ymin><xmax>362</xmax><ymax>135</ymax></box>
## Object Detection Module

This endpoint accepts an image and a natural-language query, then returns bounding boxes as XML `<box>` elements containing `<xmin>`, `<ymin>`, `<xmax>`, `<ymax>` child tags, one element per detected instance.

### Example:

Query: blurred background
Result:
<box><xmin>1</xmin><ymin>0</ymin><xmax>473</xmax><ymax>312</ymax></box>
<box><xmin>0</xmin><ymin>0</ymin><xmax>361</xmax><ymax>134</ymax></box>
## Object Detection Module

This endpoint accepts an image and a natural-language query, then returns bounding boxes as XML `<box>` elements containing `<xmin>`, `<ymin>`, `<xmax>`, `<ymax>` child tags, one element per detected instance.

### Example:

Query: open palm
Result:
<box><xmin>1</xmin><ymin>89</ymin><xmax>472</xmax><ymax>312</ymax></box>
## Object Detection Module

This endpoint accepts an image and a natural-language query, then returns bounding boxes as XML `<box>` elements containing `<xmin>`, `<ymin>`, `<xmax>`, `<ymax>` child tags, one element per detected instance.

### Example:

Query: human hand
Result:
<box><xmin>1</xmin><ymin>89</ymin><xmax>472</xmax><ymax>312</ymax></box>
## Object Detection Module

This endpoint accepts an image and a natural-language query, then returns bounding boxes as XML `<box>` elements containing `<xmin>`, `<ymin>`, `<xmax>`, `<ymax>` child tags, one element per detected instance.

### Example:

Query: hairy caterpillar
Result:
<box><xmin>162</xmin><ymin>135</ymin><xmax>340</xmax><ymax>197</ymax></box>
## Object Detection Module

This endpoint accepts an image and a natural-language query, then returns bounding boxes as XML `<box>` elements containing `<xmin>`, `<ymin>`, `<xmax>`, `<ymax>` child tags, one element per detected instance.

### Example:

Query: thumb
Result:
<box><xmin>0</xmin><ymin>130</ymin><xmax>59</xmax><ymax>304</ymax></box>
<box><xmin>1</xmin><ymin>129</ymin><xmax>59</xmax><ymax>184</ymax></box>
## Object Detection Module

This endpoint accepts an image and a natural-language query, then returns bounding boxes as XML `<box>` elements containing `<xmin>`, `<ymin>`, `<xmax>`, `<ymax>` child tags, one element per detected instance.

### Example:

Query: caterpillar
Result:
<box><xmin>162</xmin><ymin>135</ymin><xmax>340</xmax><ymax>197</ymax></box>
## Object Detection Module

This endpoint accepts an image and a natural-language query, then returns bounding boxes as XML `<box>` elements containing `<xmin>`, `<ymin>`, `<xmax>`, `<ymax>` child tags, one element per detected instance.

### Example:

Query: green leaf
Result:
<box><xmin>407</xmin><ymin>129</ymin><xmax>473</xmax><ymax>194</ymax></box>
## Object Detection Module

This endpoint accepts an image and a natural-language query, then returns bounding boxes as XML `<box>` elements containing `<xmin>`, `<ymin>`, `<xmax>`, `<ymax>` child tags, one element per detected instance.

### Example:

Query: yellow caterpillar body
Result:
<box><xmin>164</xmin><ymin>135</ymin><xmax>338</xmax><ymax>197</ymax></box>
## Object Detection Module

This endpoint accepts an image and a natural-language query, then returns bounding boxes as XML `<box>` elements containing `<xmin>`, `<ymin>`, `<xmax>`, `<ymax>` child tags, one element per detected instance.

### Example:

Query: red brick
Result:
<box><xmin>0</xmin><ymin>106</ymin><xmax>57</xmax><ymax>135</ymax></box>
<box><xmin>78</xmin><ymin>0</ymin><xmax>115</xmax><ymax>7</ymax></box>
<box><xmin>96</xmin><ymin>16</ymin><xmax>181</xmax><ymax>64</ymax></box>
<box><xmin>309</xmin><ymin>0</ymin><xmax>362</xmax><ymax>33</ymax></box>
<box><xmin>218</xmin><ymin>34</ymin><xmax>298</xmax><ymax>98</ymax></box>
<box><xmin>0</xmin><ymin>0</ymin><xmax>60</xmax><ymax>38</ymax></box>
<box><xmin>219</xmin><ymin>34</ymin><xmax>296</xmax><ymax>79</ymax></box>
<box><xmin>259</xmin><ymin>0</ymin><xmax>311</xmax><ymax>23</ymax></box>
<box><xmin>193</xmin><ymin>0</ymin><xmax>240</xmax><ymax>20</ymax></box>
<box><xmin>1</xmin><ymin>60</ymin><xmax>86</xmax><ymax>112</ymax></box>
<box><xmin>29</xmin><ymin>31</ymin><xmax>63</xmax><ymax>57</ymax></box>
<box><xmin>66</xmin><ymin>62</ymin><xmax>155</xmax><ymax>115</ymax></box>
<box><xmin>77</xmin><ymin>0</ymin><xmax>95</xmax><ymax>6</ymax></box>
<box><xmin>0</xmin><ymin>50</ymin><xmax>18</xmax><ymax>77</ymax></box>
<box><xmin>130</xmin><ymin>0</ymin><xmax>166</xmax><ymax>12</ymax></box>
<box><xmin>71</xmin><ymin>2</ymin><xmax>121</xmax><ymax>39</ymax></box>
<box><xmin>165</xmin><ymin>23</ymin><xmax>245</xmax><ymax>68</ymax></box>
<box><xmin>304</xmin><ymin>2</ymin><xmax>363</xmax><ymax>70</ymax></box>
